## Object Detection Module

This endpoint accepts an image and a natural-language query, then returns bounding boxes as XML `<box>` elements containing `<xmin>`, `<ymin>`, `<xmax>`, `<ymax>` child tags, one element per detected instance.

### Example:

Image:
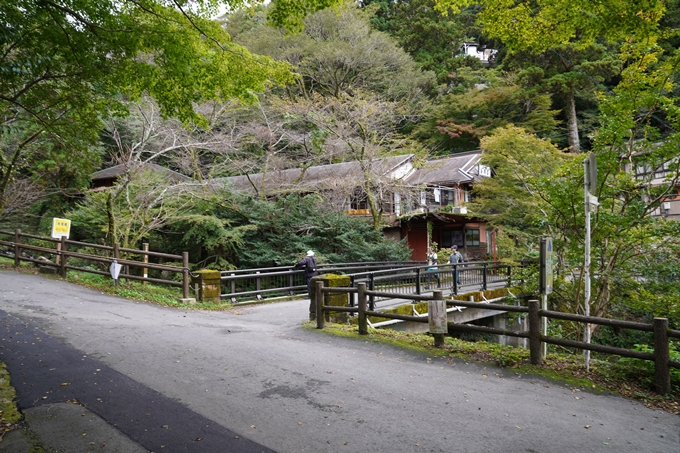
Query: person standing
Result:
<box><xmin>294</xmin><ymin>250</ymin><xmax>318</xmax><ymax>298</ymax></box>
<box><xmin>426</xmin><ymin>247</ymin><xmax>441</xmax><ymax>289</ymax></box>
<box><xmin>448</xmin><ymin>245</ymin><xmax>464</xmax><ymax>285</ymax></box>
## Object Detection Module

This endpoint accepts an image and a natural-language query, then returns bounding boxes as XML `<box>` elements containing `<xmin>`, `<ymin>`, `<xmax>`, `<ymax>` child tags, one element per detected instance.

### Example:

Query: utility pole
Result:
<box><xmin>539</xmin><ymin>236</ymin><xmax>553</xmax><ymax>359</ymax></box>
<box><xmin>583</xmin><ymin>153</ymin><xmax>598</xmax><ymax>371</ymax></box>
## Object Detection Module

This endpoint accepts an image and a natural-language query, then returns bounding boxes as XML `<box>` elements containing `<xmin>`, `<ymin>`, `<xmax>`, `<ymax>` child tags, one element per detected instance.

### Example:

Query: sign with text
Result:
<box><xmin>51</xmin><ymin>218</ymin><xmax>71</xmax><ymax>239</ymax></box>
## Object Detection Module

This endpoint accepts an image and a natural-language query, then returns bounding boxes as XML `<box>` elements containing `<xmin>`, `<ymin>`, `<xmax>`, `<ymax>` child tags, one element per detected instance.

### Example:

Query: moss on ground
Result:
<box><xmin>0</xmin><ymin>362</ymin><xmax>21</xmax><ymax>433</ymax></box>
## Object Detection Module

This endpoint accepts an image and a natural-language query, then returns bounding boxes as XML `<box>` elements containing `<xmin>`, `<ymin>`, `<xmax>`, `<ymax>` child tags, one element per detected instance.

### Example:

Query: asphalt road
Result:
<box><xmin>0</xmin><ymin>270</ymin><xmax>678</xmax><ymax>453</ymax></box>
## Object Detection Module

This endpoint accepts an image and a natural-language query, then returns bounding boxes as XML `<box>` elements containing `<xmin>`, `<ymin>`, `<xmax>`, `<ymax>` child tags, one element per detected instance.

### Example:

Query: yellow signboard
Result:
<box><xmin>51</xmin><ymin>218</ymin><xmax>71</xmax><ymax>239</ymax></box>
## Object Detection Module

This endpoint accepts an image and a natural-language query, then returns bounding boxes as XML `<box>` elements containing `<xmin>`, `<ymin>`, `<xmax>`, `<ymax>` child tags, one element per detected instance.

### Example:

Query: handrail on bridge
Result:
<box><xmin>219</xmin><ymin>261</ymin><xmax>425</xmax><ymax>277</ymax></box>
<box><xmin>219</xmin><ymin>260</ymin><xmax>516</xmax><ymax>303</ymax></box>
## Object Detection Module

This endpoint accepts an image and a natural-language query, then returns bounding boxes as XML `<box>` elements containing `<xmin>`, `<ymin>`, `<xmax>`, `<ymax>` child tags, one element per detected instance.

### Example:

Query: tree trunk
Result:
<box><xmin>565</xmin><ymin>88</ymin><xmax>580</xmax><ymax>153</ymax></box>
<box><xmin>366</xmin><ymin>190</ymin><xmax>383</xmax><ymax>231</ymax></box>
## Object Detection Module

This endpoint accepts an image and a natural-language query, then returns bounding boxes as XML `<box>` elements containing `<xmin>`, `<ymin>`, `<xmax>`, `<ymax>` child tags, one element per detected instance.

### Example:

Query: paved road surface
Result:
<box><xmin>0</xmin><ymin>270</ymin><xmax>678</xmax><ymax>452</ymax></box>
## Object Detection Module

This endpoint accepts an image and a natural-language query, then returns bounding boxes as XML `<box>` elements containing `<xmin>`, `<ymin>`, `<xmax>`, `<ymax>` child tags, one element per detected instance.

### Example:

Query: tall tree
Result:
<box><xmin>413</xmin><ymin>69</ymin><xmax>559</xmax><ymax>153</ymax></box>
<box><xmin>433</xmin><ymin>0</ymin><xmax>666</xmax><ymax>154</ymax></box>
<box><xmin>0</xmin><ymin>0</ymin><xmax>306</xmax><ymax>223</ymax></box>
<box><xmin>434</xmin><ymin>0</ymin><xmax>666</xmax><ymax>53</ymax></box>
<box><xmin>229</xmin><ymin>4</ymin><xmax>437</xmax><ymax>101</ymax></box>
<box><xmin>504</xmin><ymin>43</ymin><xmax>622</xmax><ymax>152</ymax></box>
<box><xmin>361</xmin><ymin>0</ymin><xmax>487</xmax><ymax>84</ymax></box>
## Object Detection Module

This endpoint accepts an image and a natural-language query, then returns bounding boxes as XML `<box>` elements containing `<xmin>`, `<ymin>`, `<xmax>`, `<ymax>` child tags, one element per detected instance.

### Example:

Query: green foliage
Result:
<box><xmin>435</xmin><ymin>0</ymin><xmax>666</xmax><ymax>53</ymax></box>
<box><xmin>470</xmin><ymin>125</ymin><xmax>571</xmax><ymax>244</ymax></box>
<box><xmin>1</xmin><ymin>0</ymin><xmax>295</xmax><ymax>222</ymax></box>
<box><xmin>362</xmin><ymin>0</ymin><xmax>486</xmax><ymax>85</ymax></box>
<box><xmin>615</xmin><ymin>344</ymin><xmax>680</xmax><ymax>391</ymax></box>
<box><xmin>268</xmin><ymin>0</ymin><xmax>341</xmax><ymax>33</ymax></box>
<box><xmin>229</xmin><ymin>194</ymin><xmax>412</xmax><ymax>268</ymax></box>
<box><xmin>414</xmin><ymin>71</ymin><xmax>560</xmax><ymax>152</ymax></box>
<box><xmin>231</xmin><ymin>4</ymin><xmax>437</xmax><ymax>101</ymax></box>
<box><xmin>504</xmin><ymin>42</ymin><xmax>622</xmax><ymax>151</ymax></box>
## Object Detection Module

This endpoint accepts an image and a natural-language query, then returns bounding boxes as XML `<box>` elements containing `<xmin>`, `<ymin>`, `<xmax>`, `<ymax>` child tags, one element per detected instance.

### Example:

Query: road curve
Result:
<box><xmin>0</xmin><ymin>270</ymin><xmax>678</xmax><ymax>453</ymax></box>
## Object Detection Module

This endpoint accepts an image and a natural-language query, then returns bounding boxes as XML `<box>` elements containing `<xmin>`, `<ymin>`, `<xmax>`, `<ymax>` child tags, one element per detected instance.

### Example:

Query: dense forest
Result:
<box><xmin>1</xmin><ymin>0</ymin><xmax>680</xmax><ymax>337</ymax></box>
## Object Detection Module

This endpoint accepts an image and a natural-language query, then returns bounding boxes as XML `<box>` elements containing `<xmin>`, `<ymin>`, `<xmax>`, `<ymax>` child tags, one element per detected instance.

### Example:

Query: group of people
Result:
<box><xmin>426</xmin><ymin>245</ymin><xmax>464</xmax><ymax>289</ymax></box>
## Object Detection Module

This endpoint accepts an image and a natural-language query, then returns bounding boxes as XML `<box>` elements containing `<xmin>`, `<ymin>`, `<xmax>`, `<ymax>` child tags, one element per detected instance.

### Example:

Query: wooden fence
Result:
<box><xmin>314</xmin><ymin>282</ymin><xmax>680</xmax><ymax>395</ymax></box>
<box><xmin>0</xmin><ymin>229</ymin><xmax>190</xmax><ymax>299</ymax></box>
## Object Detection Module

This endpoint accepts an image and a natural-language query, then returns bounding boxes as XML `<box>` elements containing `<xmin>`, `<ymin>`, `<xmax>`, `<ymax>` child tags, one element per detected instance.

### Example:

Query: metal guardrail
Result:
<box><xmin>218</xmin><ymin>261</ymin><xmax>426</xmax><ymax>302</ymax></box>
<box><xmin>219</xmin><ymin>260</ymin><xmax>514</xmax><ymax>303</ymax></box>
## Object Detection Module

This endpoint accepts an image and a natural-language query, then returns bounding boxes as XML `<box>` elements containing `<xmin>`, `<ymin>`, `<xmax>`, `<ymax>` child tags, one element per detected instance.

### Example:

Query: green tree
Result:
<box><xmin>468</xmin><ymin>126</ymin><xmax>569</xmax><ymax>256</ymax></box>
<box><xmin>434</xmin><ymin>0</ymin><xmax>666</xmax><ymax>53</ymax></box>
<box><xmin>226</xmin><ymin>194</ymin><xmax>412</xmax><ymax>268</ymax></box>
<box><xmin>414</xmin><ymin>69</ymin><xmax>559</xmax><ymax>153</ymax></box>
<box><xmin>0</xmin><ymin>0</ymin><xmax>300</xmax><ymax>223</ymax></box>
<box><xmin>361</xmin><ymin>0</ymin><xmax>487</xmax><ymax>84</ymax></box>
<box><xmin>473</xmin><ymin>39</ymin><xmax>680</xmax><ymax>325</ymax></box>
<box><xmin>68</xmin><ymin>167</ymin><xmax>194</xmax><ymax>249</ymax></box>
<box><xmin>505</xmin><ymin>43</ymin><xmax>622</xmax><ymax>152</ymax></box>
<box><xmin>229</xmin><ymin>4</ymin><xmax>436</xmax><ymax>101</ymax></box>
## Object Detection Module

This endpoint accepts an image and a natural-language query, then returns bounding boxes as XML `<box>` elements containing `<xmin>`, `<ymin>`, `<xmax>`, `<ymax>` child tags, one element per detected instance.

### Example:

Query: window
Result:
<box><xmin>350</xmin><ymin>188</ymin><xmax>369</xmax><ymax>210</ymax></box>
<box><xmin>466</xmin><ymin>229</ymin><xmax>480</xmax><ymax>246</ymax></box>
<box><xmin>441</xmin><ymin>230</ymin><xmax>463</xmax><ymax>248</ymax></box>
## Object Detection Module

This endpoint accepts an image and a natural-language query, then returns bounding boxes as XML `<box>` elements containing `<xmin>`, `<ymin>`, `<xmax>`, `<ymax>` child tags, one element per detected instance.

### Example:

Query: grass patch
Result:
<box><xmin>0</xmin><ymin>260</ymin><xmax>234</xmax><ymax>310</ymax></box>
<box><xmin>0</xmin><ymin>362</ymin><xmax>21</xmax><ymax>435</ymax></box>
<box><xmin>315</xmin><ymin>322</ymin><xmax>680</xmax><ymax>415</ymax></box>
<box><xmin>64</xmin><ymin>272</ymin><xmax>234</xmax><ymax>310</ymax></box>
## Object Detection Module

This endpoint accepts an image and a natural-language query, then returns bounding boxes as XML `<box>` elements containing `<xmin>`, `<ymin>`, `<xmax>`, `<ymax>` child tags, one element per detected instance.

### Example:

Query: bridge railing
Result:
<box><xmin>348</xmin><ymin>261</ymin><xmax>513</xmax><ymax>309</ymax></box>
<box><xmin>219</xmin><ymin>261</ymin><xmax>426</xmax><ymax>302</ymax></box>
<box><xmin>315</xmin><ymin>282</ymin><xmax>680</xmax><ymax>395</ymax></box>
<box><xmin>219</xmin><ymin>260</ymin><xmax>514</xmax><ymax>303</ymax></box>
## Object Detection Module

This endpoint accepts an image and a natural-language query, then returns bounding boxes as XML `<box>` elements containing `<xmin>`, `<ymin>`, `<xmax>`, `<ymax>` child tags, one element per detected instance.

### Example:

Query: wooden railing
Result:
<box><xmin>0</xmin><ymin>229</ymin><xmax>190</xmax><ymax>299</ymax></box>
<box><xmin>314</xmin><ymin>282</ymin><xmax>680</xmax><ymax>395</ymax></box>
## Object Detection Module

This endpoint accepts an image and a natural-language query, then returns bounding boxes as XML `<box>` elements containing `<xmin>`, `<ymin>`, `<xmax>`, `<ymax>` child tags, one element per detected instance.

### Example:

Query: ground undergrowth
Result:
<box><xmin>311</xmin><ymin>322</ymin><xmax>680</xmax><ymax>416</ymax></box>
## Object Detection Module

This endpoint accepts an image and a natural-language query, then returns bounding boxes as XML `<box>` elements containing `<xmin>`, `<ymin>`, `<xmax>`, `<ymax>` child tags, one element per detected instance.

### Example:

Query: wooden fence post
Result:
<box><xmin>529</xmin><ymin>300</ymin><xmax>542</xmax><ymax>365</ymax></box>
<box><xmin>358</xmin><ymin>283</ymin><xmax>368</xmax><ymax>335</ymax></box>
<box><xmin>653</xmin><ymin>317</ymin><xmax>670</xmax><ymax>395</ymax></box>
<box><xmin>316</xmin><ymin>281</ymin><xmax>325</xmax><ymax>329</ymax></box>
<box><xmin>430</xmin><ymin>290</ymin><xmax>446</xmax><ymax>348</ymax></box>
<box><xmin>60</xmin><ymin>236</ymin><xmax>67</xmax><ymax>278</ymax></box>
<box><xmin>14</xmin><ymin>229</ymin><xmax>20</xmax><ymax>267</ymax></box>
<box><xmin>182</xmin><ymin>252</ymin><xmax>190</xmax><ymax>300</ymax></box>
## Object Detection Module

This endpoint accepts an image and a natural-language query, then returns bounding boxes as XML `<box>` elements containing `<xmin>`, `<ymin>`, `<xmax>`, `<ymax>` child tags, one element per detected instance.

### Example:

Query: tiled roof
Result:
<box><xmin>218</xmin><ymin>155</ymin><xmax>415</xmax><ymax>194</ymax></box>
<box><xmin>404</xmin><ymin>150</ymin><xmax>484</xmax><ymax>186</ymax></box>
<box><xmin>91</xmin><ymin>162</ymin><xmax>191</xmax><ymax>182</ymax></box>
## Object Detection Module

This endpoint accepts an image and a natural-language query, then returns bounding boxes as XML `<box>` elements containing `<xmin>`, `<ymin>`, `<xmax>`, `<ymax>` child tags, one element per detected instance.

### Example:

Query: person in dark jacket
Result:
<box><xmin>294</xmin><ymin>250</ymin><xmax>318</xmax><ymax>298</ymax></box>
<box><xmin>448</xmin><ymin>245</ymin><xmax>464</xmax><ymax>285</ymax></box>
